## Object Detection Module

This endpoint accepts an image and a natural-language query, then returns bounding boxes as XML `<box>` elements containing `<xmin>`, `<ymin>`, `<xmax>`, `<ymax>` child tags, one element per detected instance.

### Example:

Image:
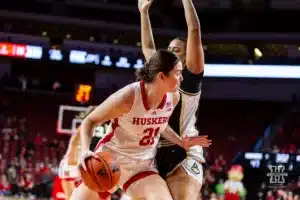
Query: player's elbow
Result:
<box><xmin>81</xmin><ymin>117</ymin><xmax>96</xmax><ymax>131</ymax></box>
<box><xmin>188</xmin><ymin>24</ymin><xmax>200</xmax><ymax>32</ymax></box>
<box><xmin>142</xmin><ymin>48</ymin><xmax>156</xmax><ymax>63</ymax></box>
<box><xmin>186</xmin><ymin>60</ymin><xmax>204</xmax><ymax>75</ymax></box>
<box><xmin>189</xmin><ymin>67</ymin><xmax>204</xmax><ymax>75</ymax></box>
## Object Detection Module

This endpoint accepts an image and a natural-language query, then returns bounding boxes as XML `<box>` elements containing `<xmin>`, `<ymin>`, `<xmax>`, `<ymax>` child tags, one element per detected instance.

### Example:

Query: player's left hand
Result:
<box><xmin>182</xmin><ymin>135</ymin><xmax>212</xmax><ymax>150</ymax></box>
<box><xmin>79</xmin><ymin>150</ymin><xmax>101</xmax><ymax>171</ymax></box>
<box><xmin>138</xmin><ymin>0</ymin><xmax>154</xmax><ymax>13</ymax></box>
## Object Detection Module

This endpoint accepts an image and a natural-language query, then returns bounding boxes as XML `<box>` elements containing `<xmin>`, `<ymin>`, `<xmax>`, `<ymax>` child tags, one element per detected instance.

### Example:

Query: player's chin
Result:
<box><xmin>170</xmin><ymin>86</ymin><xmax>179</xmax><ymax>92</ymax></box>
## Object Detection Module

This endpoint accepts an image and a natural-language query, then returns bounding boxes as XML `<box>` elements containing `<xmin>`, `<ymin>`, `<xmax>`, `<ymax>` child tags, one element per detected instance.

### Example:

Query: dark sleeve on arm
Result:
<box><xmin>180</xmin><ymin>68</ymin><xmax>204</xmax><ymax>94</ymax></box>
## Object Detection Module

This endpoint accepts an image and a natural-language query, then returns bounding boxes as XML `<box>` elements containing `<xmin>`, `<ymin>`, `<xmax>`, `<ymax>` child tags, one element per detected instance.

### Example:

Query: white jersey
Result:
<box><xmin>58</xmin><ymin>158</ymin><xmax>80</xmax><ymax>180</ymax></box>
<box><xmin>95</xmin><ymin>81</ymin><xmax>174</xmax><ymax>160</ymax></box>
<box><xmin>179</xmin><ymin>91</ymin><xmax>205</xmax><ymax>162</ymax></box>
<box><xmin>159</xmin><ymin>69</ymin><xmax>205</xmax><ymax>163</ymax></box>
<box><xmin>179</xmin><ymin>92</ymin><xmax>201</xmax><ymax>138</ymax></box>
<box><xmin>59</xmin><ymin>145</ymin><xmax>81</xmax><ymax>180</ymax></box>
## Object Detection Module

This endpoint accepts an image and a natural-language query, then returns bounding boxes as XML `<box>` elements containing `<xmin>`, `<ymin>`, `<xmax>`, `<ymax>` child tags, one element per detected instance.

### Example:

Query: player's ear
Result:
<box><xmin>157</xmin><ymin>72</ymin><xmax>165</xmax><ymax>81</ymax></box>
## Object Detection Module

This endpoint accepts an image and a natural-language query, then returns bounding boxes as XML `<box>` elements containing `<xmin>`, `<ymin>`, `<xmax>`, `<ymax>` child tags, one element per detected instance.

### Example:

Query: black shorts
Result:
<box><xmin>155</xmin><ymin>145</ymin><xmax>187</xmax><ymax>179</ymax></box>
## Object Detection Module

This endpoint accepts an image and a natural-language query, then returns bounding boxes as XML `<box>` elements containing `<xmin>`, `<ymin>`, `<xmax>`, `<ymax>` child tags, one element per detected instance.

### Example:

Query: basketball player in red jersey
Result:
<box><xmin>58</xmin><ymin>106</ymin><xmax>95</xmax><ymax>199</ymax></box>
<box><xmin>139</xmin><ymin>0</ymin><xmax>207</xmax><ymax>199</ymax></box>
<box><xmin>70</xmin><ymin>50</ymin><xmax>209</xmax><ymax>200</ymax></box>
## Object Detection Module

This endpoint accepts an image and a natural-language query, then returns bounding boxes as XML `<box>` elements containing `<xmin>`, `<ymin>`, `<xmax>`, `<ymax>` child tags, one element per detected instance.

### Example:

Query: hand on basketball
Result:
<box><xmin>79</xmin><ymin>150</ymin><xmax>101</xmax><ymax>171</ymax></box>
<box><xmin>182</xmin><ymin>135</ymin><xmax>212</xmax><ymax>150</ymax></box>
<box><xmin>138</xmin><ymin>0</ymin><xmax>153</xmax><ymax>13</ymax></box>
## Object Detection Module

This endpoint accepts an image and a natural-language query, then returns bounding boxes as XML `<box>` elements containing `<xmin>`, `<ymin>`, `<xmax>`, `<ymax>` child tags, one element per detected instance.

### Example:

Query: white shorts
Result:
<box><xmin>167</xmin><ymin>157</ymin><xmax>203</xmax><ymax>184</ymax></box>
<box><xmin>96</xmin><ymin>145</ymin><xmax>158</xmax><ymax>193</ymax></box>
<box><xmin>187</xmin><ymin>145</ymin><xmax>205</xmax><ymax>163</ymax></box>
<box><xmin>58</xmin><ymin>159</ymin><xmax>80</xmax><ymax>181</ymax></box>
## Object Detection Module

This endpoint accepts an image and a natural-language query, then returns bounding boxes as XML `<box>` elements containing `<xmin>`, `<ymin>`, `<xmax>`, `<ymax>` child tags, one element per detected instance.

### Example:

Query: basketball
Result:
<box><xmin>79</xmin><ymin>152</ymin><xmax>120</xmax><ymax>192</ymax></box>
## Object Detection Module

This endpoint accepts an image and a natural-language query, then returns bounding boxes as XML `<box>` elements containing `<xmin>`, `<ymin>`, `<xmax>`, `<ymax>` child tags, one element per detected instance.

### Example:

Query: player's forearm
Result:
<box><xmin>182</xmin><ymin>0</ymin><xmax>200</xmax><ymax>31</ymax></box>
<box><xmin>141</xmin><ymin>11</ymin><xmax>156</xmax><ymax>61</ymax></box>
<box><xmin>65</xmin><ymin>128</ymin><xmax>80</xmax><ymax>155</ymax></box>
<box><xmin>68</xmin><ymin>128</ymin><xmax>80</xmax><ymax>149</ymax></box>
<box><xmin>161</xmin><ymin>126</ymin><xmax>183</xmax><ymax>148</ymax></box>
<box><xmin>65</xmin><ymin>139</ymin><xmax>79</xmax><ymax>159</ymax></box>
<box><xmin>80</xmin><ymin>118</ymin><xmax>95</xmax><ymax>152</ymax></box>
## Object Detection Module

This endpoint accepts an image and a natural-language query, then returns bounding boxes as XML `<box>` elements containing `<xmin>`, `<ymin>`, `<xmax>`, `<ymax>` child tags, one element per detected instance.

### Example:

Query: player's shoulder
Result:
<box><xmin>112</xmin><ymin>82</ymin><xmax>137</xmax><ymax>111</ymax></box>
<box><xmin>117</xmin><ymin>82</ymin><xmax>137</xmax><ymax>100</ymax></box>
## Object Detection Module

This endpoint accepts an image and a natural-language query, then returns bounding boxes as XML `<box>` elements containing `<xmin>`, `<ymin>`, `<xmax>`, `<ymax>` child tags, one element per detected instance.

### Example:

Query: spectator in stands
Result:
<box><xmin>10</xmin><ymin>116</ymin><xmax>17</xmax><ymax>129</ymax></box>
<box><xmin>39</xmin><ymin>163</ymin><xmax>53</xmax><ymax>198</ymax></box>
<box><xmin>58</xmin><ymin>140</ymin><xmax>66</xmax><ymax>150</ymax></box>
<box><xmin>0</xmin><ymin>174</ymin><xmax>11</xmax><ymax>196</ymax></box>
<box><xmin>215</xmin><ymin>154</ymin><xmax>227</xmax><ymax>168</ymax></box>
<box><xmin>1</xmin><ymin>117</ymin><xmax>14</xmax><ymax>135</ymax></box>
<box><xmin>266</xmin><ymin>190</ymin><xmax>275</xmax><ymax>200</ymax></box>
<box><xmin>18</xmin><ymin>173</ymin><xmax>35</xmax><ymax>195</ymax></box>
<box><xmin>204</xmin><ymin>168</ymin><xmax>215</xmax><ymax>185</ymax></box>
<box><xmin>0</xmin><ymin>158</ymin><xmax>6</xmax><ymax>174</ymax></box>
<box><xmin>211</xmin><ymin>155</ymin><xmax>227</xmax><ymax>182</ymax></box>
<box><xmin>34</xmin><ymin>132</ymin><xmax>43</xmax><ymax>146</ymax></box>
<box><xmin>50</xmin><ymin>159</ymin><xmax>59</xmax><ymax>175</ymax></box>
<box><xmin>271</xmin><ymin>145</ymin><xmax>280</xmax><ymax>153</ymax></box>
<box><xmin>19</xmin><ymin>146</ymin><xmax>27</xmax><ymax>158</ymax></box>
<box><xmin>18</xmin><ymin>123</ymin><xmax>28</xmax><ymax>141</ymax></box>
<box><xmin>288</xmin><ymin>144</ymin><xmax>297</xmax><ymax>154</ymax></box>
<box><xmin>6</xmin><ymin>164</ymin><xmax>18</xmax><ymax>194</ymax></box>
<box><xmin>19</xmin><ymin>117</ymin><xmax>26</xmax><ymax>127</ymax></box>
<box><xmin>292</xmin><ymin>178</ymin><xmax>300</xmax><ymax>198</ymax></box>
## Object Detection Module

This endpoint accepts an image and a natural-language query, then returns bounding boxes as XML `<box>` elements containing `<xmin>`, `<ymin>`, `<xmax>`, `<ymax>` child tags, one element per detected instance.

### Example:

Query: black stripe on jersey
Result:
<box><xmin>180</xmin><ymin>68</ymin><xmax>204</xmax><ymax>94</ymax></box>
<box><xmin>167</xmin><ymin>93</ymin><xmax>182</xmax><ymax>136</ymax></box>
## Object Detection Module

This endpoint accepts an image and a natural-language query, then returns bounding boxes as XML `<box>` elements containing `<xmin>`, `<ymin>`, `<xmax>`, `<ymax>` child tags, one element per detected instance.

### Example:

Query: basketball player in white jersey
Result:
<box><xmin>70</xmin><ymin>50</ymin><xmax>208</xmax><ymax>200</ymax></box>
<box><xmin>139</xmin><ymin>0</ymin><xmax>208</xmax><ymax>199</ymax></box>
<box><xmin>59</xmin><ymin>106</ymin><xmax>95</xmax><ymax>199</ymax></box>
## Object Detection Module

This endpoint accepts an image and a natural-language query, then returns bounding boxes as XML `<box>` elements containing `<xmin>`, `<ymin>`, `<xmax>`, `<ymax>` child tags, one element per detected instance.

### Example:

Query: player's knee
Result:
<box><xmin>128</xmin><ymin>175</ymin><xmax>172</xmax><ymax>200</ymax></box>
<box><xmin>70</xmin><ymin>183</ymin><xmax>99</xmax><ymax>200</ymax></box>
<box><xmin>147</xmin><ymin>183</ymin><xmax>172</xmax><ymax>200</ymax></box>
<box><xmin>137</xmin><ymin>193</ymin><xmax>168</xmax><ymax>200</ymax></box>
<box><xmin>166</xmin><ymin>169</ymin><xmax>202</xmax><ymax>200</ymax></box>
<box><xmin>137</xmin><ymin>194</ymin><xmax>156</xmax><ymax>200</ymax></box>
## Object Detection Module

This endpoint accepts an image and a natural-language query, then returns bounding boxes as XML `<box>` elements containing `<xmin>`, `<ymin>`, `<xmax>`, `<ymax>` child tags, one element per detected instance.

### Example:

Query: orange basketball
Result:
<box><xmin>79</xmin><ymin>152</ymin><xmax>120</xmax><ymax>192</ymax></box>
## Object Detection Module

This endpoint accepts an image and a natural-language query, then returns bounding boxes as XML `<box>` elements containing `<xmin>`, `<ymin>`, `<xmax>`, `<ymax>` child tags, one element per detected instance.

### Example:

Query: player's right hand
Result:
<box><xmin>79</xmin><ymin>150</ymin><xmax>101</xmax><ymax>171</ymax></box>
<box><xmin>138</xmin><ymin>0</ymin><xmax>154</xmax><ymax>13</ymax></box>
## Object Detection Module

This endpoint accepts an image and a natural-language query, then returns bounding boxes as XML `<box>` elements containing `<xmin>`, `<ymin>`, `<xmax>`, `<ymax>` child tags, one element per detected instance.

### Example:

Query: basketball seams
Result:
<box><xmin>95</xmin><ymin>154</ymin><xmax>113</xmax><ymax>188</ymax></box>
<box><xmin>80</xmin><ymin>152</ymin><xmax>119</xmax><ymax>192</ymax></box>
<box><xmin>87</xmin><ymin>158</ymin><xmax>103</xmax><ymax>191</ymax></box>
<box><xmin>89</xmin><ymin>159</ymin><xmax>103</xmax><ymax>191</ymax></box>
<box><xmin>79</xmin><ymin>161</ymin><xmax>99</xmax><ymax>191</ymax></box>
